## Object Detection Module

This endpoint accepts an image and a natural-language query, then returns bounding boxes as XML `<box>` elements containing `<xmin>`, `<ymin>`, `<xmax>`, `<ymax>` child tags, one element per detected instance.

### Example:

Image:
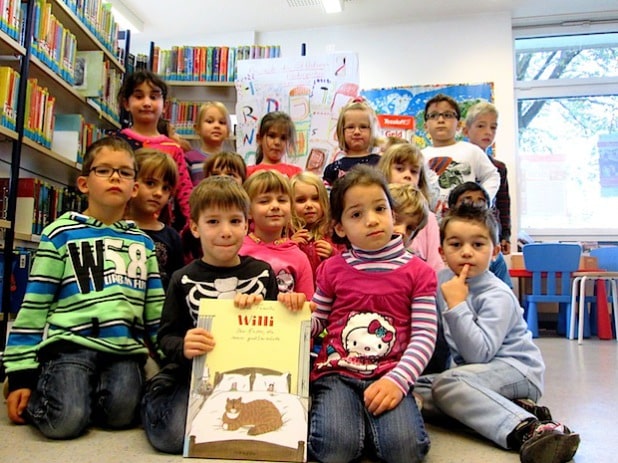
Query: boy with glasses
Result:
<box><xmin>422</xmin><ymin>93</ymin><xmax>500</xmax><ymax>219</ymax></box>
<box><xmin>4</xmin><ymin>136</ymin><xmax>164</xmax><ymax>440</ymax></box>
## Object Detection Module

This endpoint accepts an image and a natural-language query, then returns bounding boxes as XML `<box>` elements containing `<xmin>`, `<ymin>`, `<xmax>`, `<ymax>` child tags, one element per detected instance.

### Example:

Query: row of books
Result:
<box><xmin>163</xmin><ymin>100</ymin><xmax>201</xmax><ymax>136</ymax></box>
<box><xmin>0</xmin><ymin>66</ymin><xmax>20</xmax><ymax>131</ymax></box>
<box><xmin>152</xmin><ymin>45</ymin><xmax>282</xmax><ymax>83</ymax></box>
<box><xmin>24</xmin><ymin>78</ymin><xmax>56</xmax><ymax>149</ymax></box>
<box><xmin>61</xmin><ymin>0</ymin><xmax>120</xmax><ymax>57</ymax></box>
<box><xmin>0</xmin><ymin>0</ymin><xmax>21</xmax><ymax>41</ymax></box>
<box><xmin>0</xmin><ymin>177</ymin><xmax>87</xmax><ymax>236</ymax></box>
<box><xmin>30</xmin><ymin>0</ymin><xmax>79</xmax><ymax>84</ymax></box>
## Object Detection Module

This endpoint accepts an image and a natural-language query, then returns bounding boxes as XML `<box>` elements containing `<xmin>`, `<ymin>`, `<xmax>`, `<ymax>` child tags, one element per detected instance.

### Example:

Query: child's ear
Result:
<box><xmin>190</xmin><ymin>219</ymin><xmax>200</xmax><ymax>239</ymax></box>
<box><xmin>462</xmin><ymin>125</ymin><xmax>469</xmax><ymax>137</ymax></box>
<box><xmin>492</xmin><ymin>242</ymin><xmax>501</xmax><ymax>260</ymax></box>
<box><xmin>439</xmin><ymin>246</ymin><xmax>447</xmax><ymax>262</ymax></box>
<box><xmin>333</xmin><ymin>222</ymin><xmax>346</xmax><ymax>239</ymax></box>
<box><xmin>76</xmin><ymin>175</ymin><xmax>89</xmax><ymax>194</ymax></box>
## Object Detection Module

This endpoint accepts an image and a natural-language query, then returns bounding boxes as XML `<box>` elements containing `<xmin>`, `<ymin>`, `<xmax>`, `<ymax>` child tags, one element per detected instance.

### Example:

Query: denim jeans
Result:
<box><xmin>415</xmin><ymin>359</ymin><xmax>541</xmax><ymax>449</ymax></box>
<box><xmin>26</xmin><ymin>348</ymin><xmax>143</xmax><ymax>439</ymax></box>
<box><xmin>308</xmin><ymin>375</ymin><xmax>430</xmax><ymax>463</ymax></box>
<box><xmin>140</xmin><ymin>365</ymin><xmax>189</xmax><ymax>454</ymax></box>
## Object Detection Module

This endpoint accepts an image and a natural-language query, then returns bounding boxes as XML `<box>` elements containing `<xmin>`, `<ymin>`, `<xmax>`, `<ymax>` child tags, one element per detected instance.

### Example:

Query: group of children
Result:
<box><xmin>2</xmin><ymin>70</ymin><xmax>580</xmax><ymax>463</ymax></box>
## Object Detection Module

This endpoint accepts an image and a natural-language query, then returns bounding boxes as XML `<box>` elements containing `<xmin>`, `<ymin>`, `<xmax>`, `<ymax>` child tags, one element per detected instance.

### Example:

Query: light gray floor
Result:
<box><xmin>0</xmin><ymin>337</ymin><xmax>615</xmax><ymax>462</ymax></box>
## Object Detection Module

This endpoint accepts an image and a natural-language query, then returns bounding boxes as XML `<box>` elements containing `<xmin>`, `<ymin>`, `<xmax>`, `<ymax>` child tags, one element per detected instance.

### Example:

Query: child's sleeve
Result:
<box><xmin>311</xmin><ymin>261</ymin><xmax>334</xmax><ymax>336</ymax></box>
<box><xmin>143</xmin><ymin>247</ymin><xmax>165</xmax><ymax>354</ymax></box>
<box><xmin>168</xmin><ymin>145</ymin><xmax>193</xmax><ymax>227</ymax></box>
<box><xmin>475</xmin><ymin>150</ymin><xmax>501</xmax><ymax>201</ymax></box>
<box><xmin>384</xmin><ymin>268</ymin><xmax>438</xmax><ymax>393</ymax></box>
<box><xmin>294</xmin><ymin>251</ymin><xmax>315</xmax><ymax>300</ymax></box>
<box><xmin>157</xmin><ymin>271</ymin><xmax>193</xmax><ymax>366</ymax></box>
<box><xmin>3</xmin><ymin>235</ymin><xmax>63</xmax><ymax>390</ymax></box>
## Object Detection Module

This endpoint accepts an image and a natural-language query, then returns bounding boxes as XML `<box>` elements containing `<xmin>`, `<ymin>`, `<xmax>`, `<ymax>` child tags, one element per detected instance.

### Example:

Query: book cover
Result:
<box><xmin>184</xmin><ymin>299</ymin><xmax>311</xmax><ymax>462</ymax></box>
<box><xmin>52</xmin><ymin>113</ymin><xmax>84</xmax><ymax>162</ymax></box>
<box><xmin>74</xmin><ymin>50</ymin><xmax>105</xmax><ymax>97</ymax></box>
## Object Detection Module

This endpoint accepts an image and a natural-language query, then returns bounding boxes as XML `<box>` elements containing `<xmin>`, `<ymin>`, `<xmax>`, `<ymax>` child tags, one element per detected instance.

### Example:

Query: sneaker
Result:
<box><xmin>514</xmin><ymin>398</ymin><xmax>553</xmax><ymax>421</ymax></box>
<box><xmin>519</xmin><ymin>421</ymin><xmax>580</xmax><ymax>463</ymax></box>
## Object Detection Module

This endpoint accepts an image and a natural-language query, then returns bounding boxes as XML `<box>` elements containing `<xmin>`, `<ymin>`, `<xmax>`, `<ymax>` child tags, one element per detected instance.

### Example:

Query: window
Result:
<box><xmin>515</xmin><ymin>29</ymin><xmax>618</xmax><ymax>240</ymax></box>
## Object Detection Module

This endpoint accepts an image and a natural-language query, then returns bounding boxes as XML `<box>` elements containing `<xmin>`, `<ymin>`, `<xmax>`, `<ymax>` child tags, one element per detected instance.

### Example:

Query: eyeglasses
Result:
<box><xmin>426</xmin><ymin>111</ymin><xmax>458</xmax><ymax>121</ymax></box>
<box><xmin>89</xmin><ymin>166</ymin><xmax>136</xmax><ymax>180</ymax></box>
<box><xmin>343</xmin><ymin>124</ymin><xmax>371</xmax><ymax>132</ymax></box>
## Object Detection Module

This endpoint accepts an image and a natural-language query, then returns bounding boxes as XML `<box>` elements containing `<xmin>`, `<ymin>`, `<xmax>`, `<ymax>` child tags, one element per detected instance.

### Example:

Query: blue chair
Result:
<box><xmin>523</xmin><ymin>243</ymin><xmax>582</xmax><ymax>338</ymax></box>
<box><xmin>584</xmin><ymin>247</ymin><xmax>618</xmax><ymax>340</ymax></box>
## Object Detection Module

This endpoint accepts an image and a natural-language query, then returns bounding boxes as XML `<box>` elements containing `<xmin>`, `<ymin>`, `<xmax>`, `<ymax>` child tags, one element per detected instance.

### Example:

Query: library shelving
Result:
<box><xmin>0</xmin><ymin>0</ymin><xmax>128</xmax><ymax>352</ymax></box>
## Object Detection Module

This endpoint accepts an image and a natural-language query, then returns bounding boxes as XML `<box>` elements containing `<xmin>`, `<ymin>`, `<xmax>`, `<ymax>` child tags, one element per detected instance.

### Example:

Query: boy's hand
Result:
<box><xmin>183</xmin><ymin>327</ymin><xmax>215</xmax><ymax>359</ymax></box>
<box><xmin>290</xmin><ymin>229</ymin><xmax>310</xmax><ymax>245</ymax></box>
<box><xmin>234</xmin><ymin>293</ymin><xmax>264</xmax><ymax>309</ymax></box>
<box><xmin>441</xmin><ymin>264</ymin><xmax>470</xmax><ymax>309</ymax></box>
<box><xmin>315</xmin><ymin>239</ymin><xmax>334</xmax><ymax>259</ymax></box>
<box><xmin>364</xmin><ymin>378</ymin><xmax>404</xmax><ymax>416</ymax></box>
<box><xmin>7</xmin><ymin>389</ymin><xmax>31</xmax><ymax>424</ymax></box>
<box><xmin>278</xmin><ymin>292</ymin><xmax>308</xmax><ymax>312</ymax></box>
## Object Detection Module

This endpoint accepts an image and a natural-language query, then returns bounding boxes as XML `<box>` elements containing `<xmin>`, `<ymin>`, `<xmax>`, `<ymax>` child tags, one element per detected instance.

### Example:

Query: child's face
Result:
<box><xmin>190</xmin><ymin>205</ymin><xmax>248</xmax><ymax>267</ymax></box>
<box><xmin>78</xmin><ymin>148</ymin><xmax>138</xmax><ymax>222</ymax></box>
<box><xmin>343</xmin><ymin>109</ymin><xmax>372</xmax><ymax>156</ymax></box>
<box><xmin>394</xmin><ymin>209</ymin><xmax>423</xmax><ymax>246</ymax></box>
<box><xmin>123</xmin><ymin>81</ymin><xmax>164</xmax><ymax>127</ymax></box>
<box><xmin>293</xmin><ymin>182</ymin><xmax>323</xmax><ymax>227</ymax></box>
<box><xmin>134</xmin><ymin>172</ymin><xmax>173</xmax><ymax>216</ymax></box>
<box><xmin>249</xmin><ymin>190</ymin><xmax>291</xmax><ymax>238</ymax></box>
<box><xmin>208</xmin><ymin>165</ymin><xmax>243</xmax><ymax>185</ymax></box>
<box><xmin>439</xmin><ymin>218</ymin><xmax>499</xmax><ymax>278</ymax></box>
<box><xmin>464</xmin><ymin>113</ymin><xmax>498</xmax><ymax>151</ymax></box>
<box><xmin>424</xmin><ymin>101</ymin><xmax>459</xmax><ymax>147</ymax></box>
<box><xmin>334</xmin><ymin>184</ymin><xmax>394</xmax><ymax>251</ymax></box>
<box><xmin>257</xmin><ymin>123</ymin><xmax>289</xmax><ymax>164</ymax></box>
<box><xmin>196</xmin><ymin>106</ymin><xmax>229</xmax><ymax>147</ymax></box>
<box><xmin>389</xmin><ymin>161</ymin><xmax>421</xmax><ymax>186</ymax></box>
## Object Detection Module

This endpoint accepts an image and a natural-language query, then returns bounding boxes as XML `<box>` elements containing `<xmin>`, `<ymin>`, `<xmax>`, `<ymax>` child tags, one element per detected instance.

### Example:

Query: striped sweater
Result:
<box><xmin>4</xmin><ymin>212</ymin><xmax>165</xmax><ymax>391</ymax></box>
<box><xmin>311</xmin><ymin>236</ymin><xmax>438</xmax><ymax>394</ymax></box>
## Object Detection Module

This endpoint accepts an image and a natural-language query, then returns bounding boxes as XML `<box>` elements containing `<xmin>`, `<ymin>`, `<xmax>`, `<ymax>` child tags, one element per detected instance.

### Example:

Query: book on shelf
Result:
<box><xmin>74</xmin><ymin>50</ymin><xmax>105</xmax><ymax>97</ymax></box>
<box><xmin>0</xmin><ymin>0</ymin><xmax>22</xmax><ymax>41</ymax></box>
<box><xmin>24</xmin><ymin>78</ymin><xmax>55</xmax><ymax>148</ymax></box>
<box><xmin>184</xmin><ymin>299</ymin><xmax>311</xmax><ymax>462</ymax></box>
<box><xmin>0</xmin><ymin>66</ymin><xmax>20</xmax><ymax>131</ymax></box>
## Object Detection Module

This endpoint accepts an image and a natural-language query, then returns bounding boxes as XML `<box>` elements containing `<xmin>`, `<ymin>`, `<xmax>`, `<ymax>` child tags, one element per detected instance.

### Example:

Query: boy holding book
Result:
<box><xmin>141</xmin><ymin>176</ymin><xmax>306</xmax><ymax>454</ymax></box>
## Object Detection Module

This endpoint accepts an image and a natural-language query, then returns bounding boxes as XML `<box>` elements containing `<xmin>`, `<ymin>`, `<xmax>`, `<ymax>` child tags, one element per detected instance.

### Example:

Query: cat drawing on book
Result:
<box><xmin>221</xmin><ymin>397</ymin><xmax>283</xmax><ymax>435</ymax></box>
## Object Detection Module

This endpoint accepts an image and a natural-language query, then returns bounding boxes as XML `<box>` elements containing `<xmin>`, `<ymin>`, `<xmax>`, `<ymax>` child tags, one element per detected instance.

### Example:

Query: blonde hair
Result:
<box><xmin>190</xmin><ymin>176</ymin><xmax>250</xmax><ymax>222</ymax></box>
<box><xmin>335</xmin><ymin>100</ymin><xmax>379</xmax><ymax>152</ymax></box>
<box><xmin>388</xmin><ymin>183</ymin><xmax>429</xmax><ymax>239</ymax></box>
<box><xmin>134</xmin><ymin>148</ymin><xmax>179</xmax><ymax>190</ymax></box>
<box><xmin>290</xmin><ymin>172</ymin><xmax>331</xmax><ymax>241</ymax></box>
<box><xmin>194</xmin><ymin>101</ymin><xmax>231</xmax><ymax>139</ymax></box>
<box><xmin>465</xmin><ymin>101</ymin><xmax>498</xmax><ymax>128</ymax></box>
<box><xmin>243</xmin><ymin>170</ymin><xmax>293</xmax><ymax>237</ymax></box>
<box><xmin>378</xmin><ymin>143</ymin><xmax>431</xmax><ymax>201</ymax></box>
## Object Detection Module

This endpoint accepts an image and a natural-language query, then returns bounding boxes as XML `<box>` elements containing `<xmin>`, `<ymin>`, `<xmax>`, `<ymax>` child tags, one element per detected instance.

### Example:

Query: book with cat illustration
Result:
<box><xmin>184</xmin><ymin>299</ymin><xmax>312</xmax><ymax>462</ymax></box>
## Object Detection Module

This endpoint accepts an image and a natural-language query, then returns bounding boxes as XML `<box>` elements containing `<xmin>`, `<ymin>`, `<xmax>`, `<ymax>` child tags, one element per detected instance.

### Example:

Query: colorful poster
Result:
<box><xmin>184</xmin><ymin>300</ymin><xmax>312</xmax><ymax>462</ymax></box>
<box><xmin>597</xmin><ymin>134</ymin><xmax>618</xmax><ymax>197</ymax></box>
<box><xmin>235</xmin><ymin>53</ymin><xmax>360</xmax><ymax>174</ymax></box>
<box><xmin>361</xmin><ymin>82</ymin><xmax>494</xmax><ymax>150</ymax></box>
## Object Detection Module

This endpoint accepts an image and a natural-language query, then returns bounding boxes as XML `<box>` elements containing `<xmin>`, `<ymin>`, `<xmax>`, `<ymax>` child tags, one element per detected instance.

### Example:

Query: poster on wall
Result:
<box><xmin>360</xmin><ymin>82</ymin><xmax>494</xmax><ymax>151</ymax></box>
<box><xmin>235</xmin><ymin>53</ymin><xmax>360</xmax><ymax>174</ymax></box>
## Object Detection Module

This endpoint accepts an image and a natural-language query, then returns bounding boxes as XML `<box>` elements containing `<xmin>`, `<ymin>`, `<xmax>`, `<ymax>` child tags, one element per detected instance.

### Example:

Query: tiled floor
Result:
<box><xmin>0</xmin><ymin>337</ymin><xmax>615</xmax><ymax>462</ymax></box>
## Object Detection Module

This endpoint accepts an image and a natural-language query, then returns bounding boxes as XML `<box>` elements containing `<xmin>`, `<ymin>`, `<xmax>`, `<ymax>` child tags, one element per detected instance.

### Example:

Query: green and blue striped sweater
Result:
<box><xmin>4</xmin><ymin>212</ymin><xmax>165</xmax><ymax>391</ymax></box>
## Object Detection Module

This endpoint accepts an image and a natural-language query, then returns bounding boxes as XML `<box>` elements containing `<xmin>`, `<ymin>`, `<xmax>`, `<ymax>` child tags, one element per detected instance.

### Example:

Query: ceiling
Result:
<box><xmin>115</xmin><ymin>0</ymin><xmax>618</xmax><ymax>44</ymax></box>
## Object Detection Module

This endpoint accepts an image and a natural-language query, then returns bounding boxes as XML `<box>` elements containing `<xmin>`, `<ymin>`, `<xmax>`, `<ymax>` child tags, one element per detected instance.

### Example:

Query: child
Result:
<box><xmin>127</xmin><ymin>148</ymin><xmax>184</xmax><ymax>291</ymax></box>
<box><xmin>463</xmin><ymin>101</ymin><xmax>512</xmax><ymax>254</ymax></box>
<box><xmin>116</xmin><ymin>70</ymin><xmax>192</xmax><ymax>231</ymax></box>
<box><xmin>141</xmin><ymin>176</ymin><xmax>306</xmax><ymax>454</ymax></box>
<box><xmin>246</xmin><ymin>111</ymin><xmax>303</xmax><ymax>178</ymax></box>
<box><xmin>415</xmin><ymin>204</ymin><xmax>580</xmax><ymax>463</ymax></box>
<box><xmin>421</xmin><ymin>93</ymin><xmax>499</xmax><ymax>219</ymax></box>
<box><xmin>185</xmin><ymin>101</ymin><xmax>231</xmax><ymax>185</ymax></box>
<box><xmin>308</xmin><ymin>165</ymin><xmax>437</xmax><ymax>463</ymax></box>
<box><xmin>290</xmin><ymin>172</ymin><xmax>345</xmax><ymax>276</ymax></box>
<box><xmin>203</xmin><ymin>150</ymin><xmax>247</xmax><ymax>185</ymax></box>
<box><xmin>378</xmin><ymin>142</ymin><xmax>444</xmax><ymax>272</ymax></box>
<box><xmin>4</xmin><ymin>136</ymin><xmax>164</xmax><ymax>439</ymax></box>
<box><xmin>240</xmin><ymin>170</ymin><xmax>314</xmax><ymax>299</ymax></box>
<box><xmin>388</xmin><ymin>183</ymin><xmax>429</xmax><ymax>247</ymax></box>
<box><xmin>322</xmin><ymin>99</ymin><xmax>381</xmax><ymax>187</ymax></box>
<box><xmin>447</xmin><ymin>181</ymin><xmax>512</xmax><ymax>288</ymax></box>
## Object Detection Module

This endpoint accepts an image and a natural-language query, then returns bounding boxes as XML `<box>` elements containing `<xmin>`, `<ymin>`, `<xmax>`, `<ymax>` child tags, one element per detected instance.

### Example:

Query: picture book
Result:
<box><xmin>184</xmin><ymin>299</ymin><xmax>312</xmax><ymax>462</ymax></box>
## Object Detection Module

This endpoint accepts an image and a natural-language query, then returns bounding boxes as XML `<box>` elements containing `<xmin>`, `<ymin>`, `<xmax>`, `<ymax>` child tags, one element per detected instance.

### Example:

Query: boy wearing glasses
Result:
<box><xmin>4</xmin><ymin>137</ymin><xmax>164</xmax><ymax>440</ymax></box>
<box><xmin>422</xmin><ymin>93</ymin><xmax>499</xmax><ymax>219</ymax></box>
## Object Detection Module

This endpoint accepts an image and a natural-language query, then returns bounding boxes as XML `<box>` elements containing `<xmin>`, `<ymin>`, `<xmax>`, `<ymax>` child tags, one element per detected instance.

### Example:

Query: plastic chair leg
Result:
<box><xmin>526</xmin><ymin>301</ymin><xmax>539</xmax><ymax>338</ymax></box>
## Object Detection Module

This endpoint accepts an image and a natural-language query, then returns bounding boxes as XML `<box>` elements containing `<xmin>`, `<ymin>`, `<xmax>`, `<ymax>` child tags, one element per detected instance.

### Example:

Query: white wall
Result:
<box><xmin>133</xmin><ymin>12</ymin><xmax>519</xmax><ymax>244</ymax></box>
